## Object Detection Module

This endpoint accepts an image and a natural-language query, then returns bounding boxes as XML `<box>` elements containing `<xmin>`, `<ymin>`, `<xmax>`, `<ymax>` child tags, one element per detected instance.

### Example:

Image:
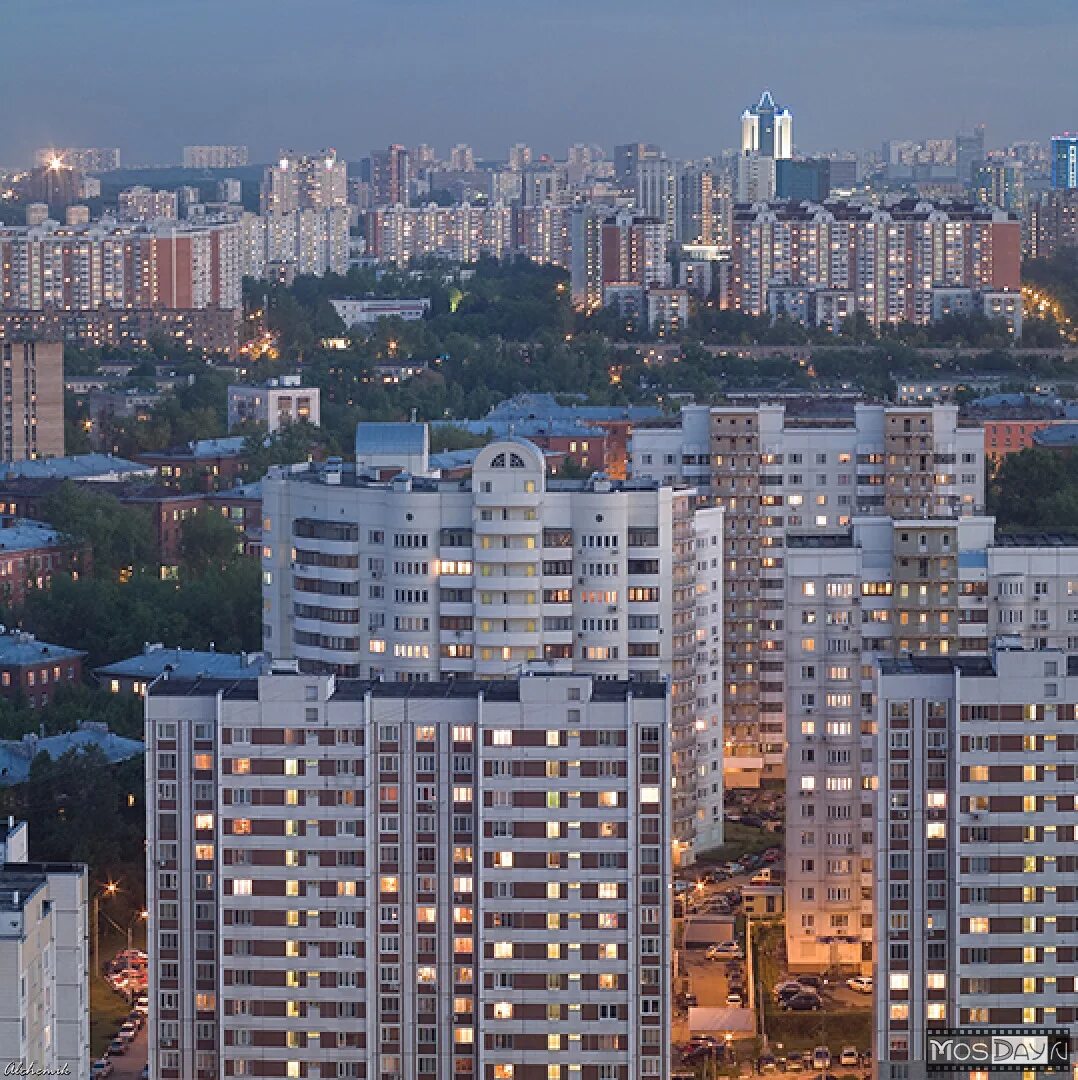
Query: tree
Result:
<box><xmin>181</xmin><ymin>508</ymin><xmax>241</xmax><ymax>574</ymax></box>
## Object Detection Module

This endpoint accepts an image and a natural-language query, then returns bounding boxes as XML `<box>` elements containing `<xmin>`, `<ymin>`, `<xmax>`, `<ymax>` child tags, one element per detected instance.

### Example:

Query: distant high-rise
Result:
<box><xmin>614</xmin><ymin>142</ymin><xmax>661</xmax><ymax>185</ymax></box>
<box><xmin>260</xmin><ymin>150</ymin><xmax>347</xmax><ymax>215</ymax></box>
<box><xmin>507</xmin><ymin>142</ymin><xmax>532</xmax><ymax>171</ymax></box>
<box><xmin>972</xmin><ymin>161</ymin><xmax>1023</xmax><ymax>212</ymax></box>
<box><xmin>34</xmin><ymin>147</ymin><xmax>120</xmax><ymax>173</ymax></box>
<box><xmin>775</xmin><ymin>158</ymin><xmax>831</xmax><ymax>202</ymax></box>
<box><xmin>370</xmin><ymin>144</ymin><xmax>411</xmax><ymax>206</ymax></box>
<box><xmin>1051</xmin><ymin>134</ymin><xmax>1078</xmax><ymax>190</ymax></box>
<box><xmin>0</xmin><ymin>341</ymin><xmax>64</xmax><ymax>461</ymax></box>
<box><xmin>955</xmin><ymin>124</ymin><xmax>986</xmax><ymax>186</ymax></box>
<box><xmin>448</xmin><ymin>143</ymin><xmax>475</xmax><ymax>172</ymax></box>
<box><xmin>740</xmin><ymin>91</ymin><xmax>793</xmax><ymax>159</ymax></box>
<box><xmin>182</xmin><ymin>145</ymin><xmax>249</xmax><ymax>169</ymax></box>
<box><xmin>118</xmin><ymin>185</ymin><xmax>179</xmax><ymax>222</ymax></box>
<box><xmin>635</xmin><ymin>158</ymin><xmax>679</xmax><ymax>243</ymax></box>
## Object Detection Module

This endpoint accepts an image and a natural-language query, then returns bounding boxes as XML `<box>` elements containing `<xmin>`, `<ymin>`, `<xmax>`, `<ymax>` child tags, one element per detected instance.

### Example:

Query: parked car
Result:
<box><xmin>774</xmin><ymin>979</ymin><xmax>804</xmax><ymax>1001</ymax></box>
<box><xmin>847</xmin><ymin>975</ymin><xmax>873</xmax><ymax>994</ymax></box>
<box><xmin>782</xmin><ymin>991</ymin><xmax>823</xmax><ymax>1012</ymax></box>
<box><xmin>107</xmin><ymin>1039</ymin><xmax>127</xmax><ymax>1056</ymax></box>
<box><xmin>705</xmin><ymin>941</ymin><xmax>743</xmax><ymax>960</ymax></box>
<box><xmin>839</xmin><ymin>1047</ymin><xmax>860</xmax><ymax>1066</ymax></box>
<box><xmin>91</xmin><ymin>1061</ymin><xmax>113</xmax><ymax>1078</ymax></box>
<box><xmin>758</xmin><ymin>1054</ymin><xmax>778</xmax><ymax>1073</ymax></box>
<box><xmin>726</xmin><ymin>989</ymin><xmax>744</xmax><ymax>1006</ymax></box>
<box><xmin>813</xmin><ymin>1046</ymin><xmax>832</xmax><ymax>1070</ymax></box>
<box><xmin>785</xmin><ymin>1058</ymin><xmax>805</xmax><ymax>1073</ymax></box>
<box><xmin>682</xmin><ymin>1045</ymin><xmax>722</xmax><ymax>1065</ymax></box>
<box><xmin>797</xmin><ymin>974</ymin><xmax>825</xmax><ymax>991</ymax></box>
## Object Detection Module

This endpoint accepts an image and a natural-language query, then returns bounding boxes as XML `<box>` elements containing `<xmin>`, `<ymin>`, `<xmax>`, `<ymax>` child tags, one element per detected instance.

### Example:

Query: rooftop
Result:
<box><xmin>96</xmin><ymin>645</ymin><xmax>269</xmax><ymax>682</ymax></box>
<box><xmin>150</xmin><ymin>674</ymin><xmax>669</xmax><ymax>704</ymax></box>
<box><xmin>0</xmin><ymin>632</ymin><xmax>83</xmax><ymax>668</ymax></box>
<box><xmin>878</xmin><ymin>655</ymin><xmax>995</xmax><ymax>677</ymax></box>
<box><xmin>483</xmin><ymin>393</ymin><xmax>661</xmax><ymax>425</ymax></box>
<box><xmin>0</xmin><ymin>723</ymin><xmax>143</xmax><ymax>786</ymax></box>
<box><xmin>993</xmin><ymin>531</ymin><xmax>1078</xmax><ymax>548</ymax></box>
<box><xmin>354</xmin><ymin>422</ymin><xmax>428</xmax><ymax>457</ymax></box>
<box><xmin>1033</xmin><ymin>424</ymin><xmax>1078</xmax><ymax>447</ymax></box>
<box><xmin>0</xmin><ymin>454</ymin><xmax>152</xmax><ymax>482</ymax></box>
<box><xmin>0</xmin><ymin>519</ymin><xmax>66</xmax><ymax>553</ymax></box>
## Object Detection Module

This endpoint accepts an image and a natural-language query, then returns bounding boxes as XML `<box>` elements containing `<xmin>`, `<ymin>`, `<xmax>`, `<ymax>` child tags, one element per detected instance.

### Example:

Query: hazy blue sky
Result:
<box><xmin>3</xmin><ymin>0</ymin><xmax>1075</xmax><ymax>166</ymax></box>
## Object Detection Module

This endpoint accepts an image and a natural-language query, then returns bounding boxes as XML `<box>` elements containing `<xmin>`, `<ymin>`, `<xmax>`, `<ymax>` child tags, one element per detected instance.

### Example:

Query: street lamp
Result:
<box><xmin>92</xmin><ymin>881</ymin><xmax>119</xmax><ymax>977</ymax></box>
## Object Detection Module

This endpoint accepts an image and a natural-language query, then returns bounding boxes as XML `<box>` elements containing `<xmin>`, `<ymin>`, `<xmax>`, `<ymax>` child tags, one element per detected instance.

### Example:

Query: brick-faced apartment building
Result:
<box><xmin>146</xmin><ymin>670</ymin><xmax>672</xmax><ymax>1080</ymax></box>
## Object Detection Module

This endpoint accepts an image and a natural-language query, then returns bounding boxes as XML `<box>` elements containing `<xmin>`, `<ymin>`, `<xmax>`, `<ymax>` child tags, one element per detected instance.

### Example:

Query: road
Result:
<box><xmin>107</xmin><ymin>1020</ymin><xmax>147</xmax><ymax>1078</ymax></box>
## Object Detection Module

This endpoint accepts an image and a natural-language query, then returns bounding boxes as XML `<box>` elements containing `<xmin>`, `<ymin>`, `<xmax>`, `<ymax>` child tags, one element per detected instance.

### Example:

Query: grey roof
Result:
<box><xmin>483</xmin><ymin>393</ymin><xmax>662</xmax><ymax>425</ymax></box>
<box><xmin>428</xmin><ymin>449</ymin><xmax>482</xmax><ymax>471</ymax></box>
<box><xmin>0</xmin><ymin>520</ymin><xmax>66</xmax><ymax>553</ymax></box>
<box><xmin>0</xmin><ymin>633</ymin><xmax>83</xmax><ymax>667</ymax></box>
<box><xmin>0</xmin><ymin>724</ymin><xmax>143</xmax><ymax>786</ymax></box>
<box><xmin>0</xmin><ymin>454</ymin><xmax>152</xmax><ymax>481</ymax></box>
<box><xmin>207</xmin><ymin>481</ymin><xmax>262</xmax><ymax>500</ymax></box>
<box><xmin>188</xmin><ymin>436</ymin><xmax>247</xmax><ymax>458</ymax></box>
<box><xmin>435</xmin><ymin>417</ymin><xmax>598</xmax><ymax>439</ymax></box>
<box><xmin>354</xmin><ymin>422</ymin><xmax>428</xmax><ymax>456</ymax></box>
<box><xmin>96</xmin><ymin>646</ymin><xmax>269</xmax><ymax>682</ymax></box>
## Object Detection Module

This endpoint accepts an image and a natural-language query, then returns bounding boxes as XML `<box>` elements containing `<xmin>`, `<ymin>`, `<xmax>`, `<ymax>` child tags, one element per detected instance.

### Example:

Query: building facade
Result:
<box><xmin>261</xmin><ymin>435</ymin><xmax>724</xmax><ymax>859</ymax></box>
<box><xmin>146</xmin><ymin>671</ymin><xmax>672</xmax><ymax>1080</ymax></box>
<box><xmin>875</xmin><ymin>645</ymin><xmax>1078</xmax><ymax>1076</ymax></box>
<box><xmin>728</xmin><ymin>198</ymin><xmax>1022</xmax><ymax>329</ymax></box>
<box><xmin>227</xmin><ymin>375</ymin><xmax>321</xmax><ymax>433</ymax></box>
<box><xmin>0</xmin><ymin>823</ymin><xmax>88</xmax><ymax>1079</ymax></box>
<box><xmin>0</xmin><ymin>340</ymin><xmax>64</xmax><ymax>461</ymax></box>
<box><xmin>183</xmin><ymin>146</ymin><xmax>249</xmax><ymax>169</ymax></box>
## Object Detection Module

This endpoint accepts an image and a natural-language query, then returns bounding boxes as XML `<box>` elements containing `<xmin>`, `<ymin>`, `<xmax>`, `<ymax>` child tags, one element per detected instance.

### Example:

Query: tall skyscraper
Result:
<box><xmin>261</xmin><ymin>434</ymin><xmax>724</xmax><ymax>859</ymax></box>
<box><xmin>1051</xmin><ymin>134</ymin><xmax>1078</xmax><ymax>190</ymax></box>
<box><xmin>740</xmin><ymin>91</ymin><xmax>793</xmax><ymax>160</ymax></box>
<box><xmin>972</xmin><ymin>161</ymin><xmax>1023</xmax><ymax>212</ymax></box>
<box><xmin>146</xmin><ymin>669</ymin><xmax>674</xmax><ymax>1080</ymax></box>
<box><xmin>507</xmin><ymin>143</ymin><xmax>533</xmax><ymax>171</ymax></box>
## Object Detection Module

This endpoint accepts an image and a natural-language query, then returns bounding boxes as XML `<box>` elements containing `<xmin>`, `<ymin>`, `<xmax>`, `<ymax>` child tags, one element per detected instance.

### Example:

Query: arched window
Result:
<box><xmin>509</xmin><ymin>453</ymin><xmax>526</xmax><ymax>469</ymax></box>
<box><xmin>490</xmin><ymin>453</ymin><xmax>506</xmax><ymax>468</ymax></box>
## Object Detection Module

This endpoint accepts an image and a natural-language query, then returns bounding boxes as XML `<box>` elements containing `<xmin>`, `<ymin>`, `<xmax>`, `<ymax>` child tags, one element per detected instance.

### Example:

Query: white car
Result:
<box><xmin>812</xmin><ymin>1046</ymin><xmax>831</xmax><ymax>1070</ymax></box>
<box><xmin>705</xmin><ymin>942</ymin><xmax>743</xmax><ymax>960</ymax></box>
<box><xmin>840</xmin><ymin>1047</ymin><xmax>860</xmax><ymax>1066</ymax></box>
<box><xmin>847</xmin><ymin>975</ymin><xmax>873</xmax><ymax>994</ymax></box>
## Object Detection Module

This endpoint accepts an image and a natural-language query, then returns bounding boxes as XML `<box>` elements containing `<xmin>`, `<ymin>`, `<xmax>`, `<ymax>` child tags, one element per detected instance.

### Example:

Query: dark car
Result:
<box><xmin>682</xmin><ymin>1044</ymin><xmax>725</xmax><ymax>1065</ymax></box>
<box><xmin>797</xmin><ymin>974</ymin><xmax>825</xmax><ymax>991</ymax></box>
<box><xmin>781</xmin><ymin>991</ymin><xmax>823</xmax><ymax>1011</ymax></box>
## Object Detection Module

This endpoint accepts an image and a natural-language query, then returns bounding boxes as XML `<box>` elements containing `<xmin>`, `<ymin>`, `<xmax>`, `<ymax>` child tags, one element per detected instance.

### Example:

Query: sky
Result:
<box><xmin>2</xmin><ymin>0</ymin><xmax>1075</xmax><ymax>167</ymax></box>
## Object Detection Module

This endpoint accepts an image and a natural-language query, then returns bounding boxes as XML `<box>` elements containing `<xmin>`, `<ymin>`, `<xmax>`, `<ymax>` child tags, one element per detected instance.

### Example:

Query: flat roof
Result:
<box><xmin>150</xmin><ymin>675</ymin><xmax>669</xmax><ymax>704</ymax></box>
<box><xmin>97</xmin><ymin>647</ymin><xmax>268</xmax><ymax>681</ymax></box>
<box><xmin>0</xmin><ymin>633</ymin><xmax>83</xmax><ymax>667</ymax></box>
<box><xmin>0</xmin><ymin>454</ymin><xmax>151</xmax><ymax>481</ymax></box>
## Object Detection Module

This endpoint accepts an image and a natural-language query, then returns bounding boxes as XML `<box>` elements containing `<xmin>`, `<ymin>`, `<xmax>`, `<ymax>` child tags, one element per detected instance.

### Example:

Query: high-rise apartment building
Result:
<box><xmin>240</xmin><ymin>208</ymin><xmax>350</xmax><ymax>280</ymax></box>
<box><xmin>634</xmin><ymin>159</ymin><xmax>679</xmax><ymax>247</ymax></box>
<box><xmin>0</xmin><ymin>340</ymin><xmax>64</xmax><ymax>461</ymax></box>
<box><xmin>729</xmin><ymin>198</ymin><xmax>1022</xmax><ymax>329</ymax></box>
<box><xmin>507</xmin><ymin>143</ymin><xmax>533</xmax><ymax>171</ymax></box>
<box><xmin>631</xmin><ymin>402</ymin><xmax>984</xmax><ymax>790</ymax></box>
<box><xmin>146</xmin><ymin>670</ymin><xmax>673</xmax><ymax>1080</ymax></box>
<box><xmin>613</xmin><ymin>143</ymin><xmax>661</xmax><ymax>186</ymax></box>
<box><xmin>370</xmin><ymin>145</ymin><xmax>411</xmax><ymax>207</ymax></box>
<box><xmin>0</xmin><ymin>219</ymin><xmax>242</xmax><ymax>313</ymax></box>
<box><xmin>118</xmin><ymin>185</ymin><xmax>180</xmax><ymax>222</ymax></box>
<box><xmin>740</xmin><ymin>91</ymin><xmax>793</xmax><ymax>160</ymax></box>
<box><xmin>34</xmin><ymin>147</ymin><xmax>120</xmax><ymax>173</ymax></box>
<box><xmin>874</xmin><ymin>644</ymin><xmax>1078</xmax><ymax>1076</ymax></box>
<box><xmin>972</xmin><ymin>161</ymin><xmax>1023</xmax><ymax>212</ymax></box>
<box><xmin>449</xmin><ymin>144</ymin><xmax>476</xmax><ymax>172</ymax></box>
<box><xmin>569</xmin><ymin>209</ymin><xmax>669</xmax><ymax>311</ymax></box>
<box><xmin>261</xmin><ymin>434</ymin><xmax>724</xmax><ymax>858</ymax></box>
<box><xmin>0</xmin><ymin>820</ymin><xmax>88</xmax><ymax>1079</ymax></box>
<box><xmin>366</xmin><ymin>203</ymin><xmax>514</xmax><ymax>266</ymax></box>
<box><xmin>678</xmin><ymin>165</ymin><xmax>717</xmax><ymax>245</ymax></box>
<box><xmin>260</xmin><ymin>150</ymin><xmax>348</xmax><ymax>215</ymax></box>
<box><xmin>183</xmin><ymin>145</ymin><xmax>249</xmax><ymax>169</ymax></box>
<box><xmin>1051</xmin><ymin>134</ymin><xmax>1078</xmax><ymax>190</ymax></box>
<box><xmin>1028</xmin><ymin>188</ymin><xmax>1078</xmax><ymax>258</ymax></box>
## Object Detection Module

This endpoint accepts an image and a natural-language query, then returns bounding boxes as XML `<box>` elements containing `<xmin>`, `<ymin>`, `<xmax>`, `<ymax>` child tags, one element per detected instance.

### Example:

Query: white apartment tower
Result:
<box><xmin>145</xmin><ymin>671</ymin><xmax>673</xmax><ymax>1080</ymax></box>
<box><xmin>261</xmin><ymin>434</ymin><xmax>724</xmax><ymax>860</ymax></box>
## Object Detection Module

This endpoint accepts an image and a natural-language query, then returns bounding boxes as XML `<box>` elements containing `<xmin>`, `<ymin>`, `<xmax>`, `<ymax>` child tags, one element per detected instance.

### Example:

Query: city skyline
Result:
<box><xmin>2</xmin><ymin>0</ymin><xmax>1076</xmax><ymax>166</ymax></box>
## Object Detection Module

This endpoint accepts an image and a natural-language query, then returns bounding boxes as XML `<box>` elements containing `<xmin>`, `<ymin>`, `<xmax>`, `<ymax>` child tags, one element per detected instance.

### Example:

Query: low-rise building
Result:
<box><xmin>134</xmin><ymin>436</ymin><xmax>250</xmax><ymax>492</ymax></box>
<box><xmin>227</xmin><ymin>376</ymin><xmax>319</xmax><ymax>433</ymax></box>
<box><xmin>329</xmin><ymin>296</ymin><xmax>431</xmax><ymax>326</ymax></box>
<box><xmin>0</xmin><ymin>518</ymin><xmax>89</xmax><ymax>607</ymax></box>
<box><xmin>0</xmin><ymin>631</ymin><xmax>84</xmax><ymax>708</ymax></box>
<box><xmin>96</xmin><ymin>643</ymin><xmax>268</xmax><ymax>697</ymax></box>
